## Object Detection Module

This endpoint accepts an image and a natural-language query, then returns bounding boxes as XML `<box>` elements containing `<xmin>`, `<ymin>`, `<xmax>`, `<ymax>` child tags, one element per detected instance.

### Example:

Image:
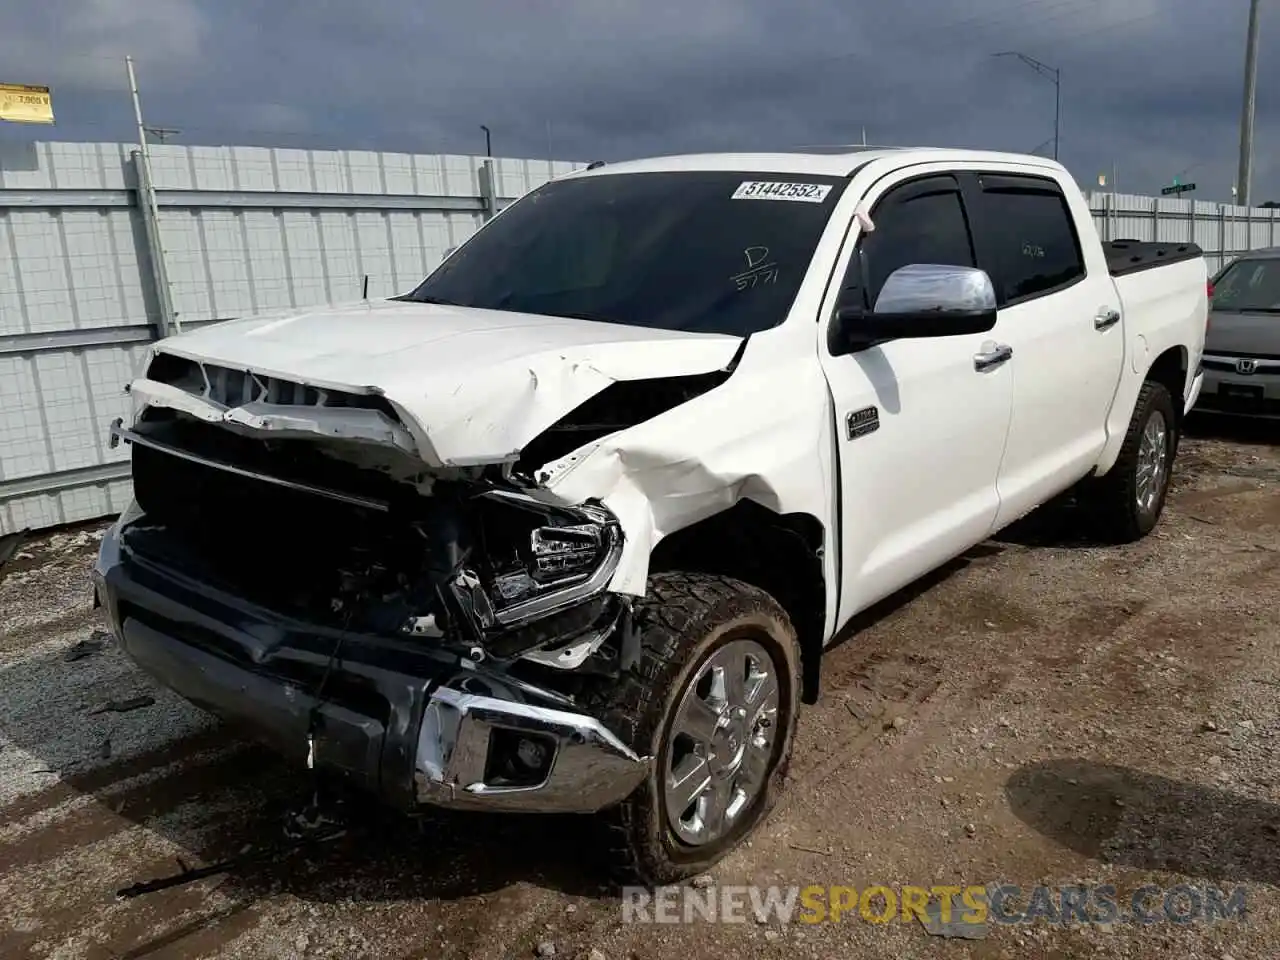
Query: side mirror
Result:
<box><xmin>832</xmin><ymin>263</ymin><xmax>998</xmax><ymax>355</ymax></box>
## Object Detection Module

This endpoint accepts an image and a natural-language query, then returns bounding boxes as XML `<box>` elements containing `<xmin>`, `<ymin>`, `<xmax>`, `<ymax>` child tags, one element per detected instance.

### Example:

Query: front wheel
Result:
<box><xmin>1085</xmin><ymin>380</ymin><xmax>1178</xmax><ymax>542</ymax></box>
<box><xmin>592</xmin><ymin>572</ymin><xmax>801</xmax><ymax>885</ymax></box>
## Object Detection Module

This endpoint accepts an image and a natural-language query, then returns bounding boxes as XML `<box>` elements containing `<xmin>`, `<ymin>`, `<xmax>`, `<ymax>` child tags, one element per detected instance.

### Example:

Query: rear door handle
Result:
<box><xmin>1094</xmin><ymin>308</ymin><xmax>1121</xmax><ymax>330</ymax></box>
<box><xmin>973</xmin><ymin>344</ymin><xmax>1013</xmax><ymax>371</ymax></box>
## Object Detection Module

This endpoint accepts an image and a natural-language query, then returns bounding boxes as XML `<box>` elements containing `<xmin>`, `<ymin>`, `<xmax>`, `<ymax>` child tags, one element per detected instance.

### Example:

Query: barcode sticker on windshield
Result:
<box><xmin>732</xmin><ymin>181</ymin><xmax>833</xmax><ymax>203</ymax></box>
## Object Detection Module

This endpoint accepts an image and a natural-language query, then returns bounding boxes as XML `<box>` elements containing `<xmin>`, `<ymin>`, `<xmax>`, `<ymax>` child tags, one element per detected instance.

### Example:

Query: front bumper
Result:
<box><xmin>1195</xmin><ymin>356</ymin><xmax>1280</xmax><ymax>419</ymax></box>
<box><xmin>93</xmin><ymin>518</ymin><xmax>649</xmax><ymax>815</ymax></box>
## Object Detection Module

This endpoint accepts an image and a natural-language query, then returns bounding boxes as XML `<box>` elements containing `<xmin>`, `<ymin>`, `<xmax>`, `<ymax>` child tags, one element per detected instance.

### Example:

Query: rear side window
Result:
<box><xmin>846</xmin><ymin>176</ymin><xmax>976</xmax><ymax>308</ymax></box>
<box><xmin>972</xmin><ymin>177</ymin><xmax>1085</xmax><ymax>306</ymax></box>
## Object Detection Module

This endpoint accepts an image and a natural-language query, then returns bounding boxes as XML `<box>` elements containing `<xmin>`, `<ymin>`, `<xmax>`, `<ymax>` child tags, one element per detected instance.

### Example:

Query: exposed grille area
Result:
<box><xmin>147</xmin><ymin>351</ymin><xmax>402</xmax><ymax>421</ymax></box>
<box><xmin>119</xmin><ymin>414</ymin><xmax>620</xmax><ymax>659</ymax></box>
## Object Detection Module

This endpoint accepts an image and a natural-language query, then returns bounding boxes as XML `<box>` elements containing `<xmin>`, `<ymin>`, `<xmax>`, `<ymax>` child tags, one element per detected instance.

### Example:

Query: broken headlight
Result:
<box><xmin>488</xmin><ymin>508</ymin><xmax>621</xmax><ymax>618</ymax></box>
<box><xmin>411</xmin><ymin>493</ymin><xmax>624</xmax><ymax>652</ymax></box>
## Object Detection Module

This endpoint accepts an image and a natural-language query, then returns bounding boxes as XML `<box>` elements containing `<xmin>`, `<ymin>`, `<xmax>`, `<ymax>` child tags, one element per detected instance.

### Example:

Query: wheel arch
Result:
<box><xmin>646</xmin><ymin>500</ymin><xmax>827</xmax><ymax>705</ymax></box>
<box><xmin>1095</xmin><ymin>343</ymin><xmax>1188</xmax><ymax>476</ymax></box>
<box><xmin>1146</xmin><ymin>345</ymin><xmax>1189</xmax><ymax>435</ymax></box>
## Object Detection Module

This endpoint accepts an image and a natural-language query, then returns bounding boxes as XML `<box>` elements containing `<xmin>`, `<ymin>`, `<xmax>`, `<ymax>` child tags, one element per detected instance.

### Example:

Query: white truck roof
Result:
<box><xmin>569</xmin><ymin>146</ymin><xmax>1069</xmax><ymax>179</ymax></box>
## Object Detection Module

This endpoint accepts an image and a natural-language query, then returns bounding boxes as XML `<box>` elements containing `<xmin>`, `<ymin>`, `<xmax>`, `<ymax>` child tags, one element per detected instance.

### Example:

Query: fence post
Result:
<box><xmin>479</xmin><ymin>158</ymin><xmax>498</xmax><ymax>222</ymax></box>
<box><xmin>130</xmin><ymin>150</ymin><xmax>178</xmax><ymax>338</ymax></box>
<box><xmin>1218</xmin><ymin>204</ymin><xmax>1228</xmax><ymax>272</ymax></box>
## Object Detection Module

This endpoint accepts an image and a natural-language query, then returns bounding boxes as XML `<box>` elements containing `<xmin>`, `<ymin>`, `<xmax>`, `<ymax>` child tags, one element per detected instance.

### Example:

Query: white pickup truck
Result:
<box><xmin>95</xmin><ymin>147</ymin><xmax>1208</xmax><ymax>884</ymax></box>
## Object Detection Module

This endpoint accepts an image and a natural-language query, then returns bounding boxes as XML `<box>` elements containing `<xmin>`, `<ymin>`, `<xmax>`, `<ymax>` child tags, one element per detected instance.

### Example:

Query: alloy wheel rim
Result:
<box><xmin>1135</xmin><ymin>409</ymin><xmax>1169</xmax><ymax>514</ymax></box>
<box><xmin>663</xmin><ymin>637</ymin><xmax>780</xmax><ymax>847</ymax></box>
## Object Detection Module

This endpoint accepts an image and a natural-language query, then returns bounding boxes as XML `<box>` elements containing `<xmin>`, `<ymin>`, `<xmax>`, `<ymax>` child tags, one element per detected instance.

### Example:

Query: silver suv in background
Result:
<box><xmin>1196</xmin><ymin>247</ymin><xmax>1280</xmax><ymax>419</ymax></box>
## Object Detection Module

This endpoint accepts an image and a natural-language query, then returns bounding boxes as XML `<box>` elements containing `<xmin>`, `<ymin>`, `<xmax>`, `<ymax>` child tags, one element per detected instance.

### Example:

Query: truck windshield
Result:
<box><xmin>401</xmin><ymin>170</ymin><xmax>848</xmax><ymax>336</ymax></box>
<box><xmin>1212</xmin><ymin>258</ymin><xmax>1280</xmax><ymax>313</ymax></box>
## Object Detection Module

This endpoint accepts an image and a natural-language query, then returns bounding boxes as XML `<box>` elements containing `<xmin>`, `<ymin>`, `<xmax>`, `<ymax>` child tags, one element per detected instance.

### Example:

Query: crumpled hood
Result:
<box><xmin>149</xmin><ymin>299</ymin><xmax>743</xmax><ymax>467</ymax></box>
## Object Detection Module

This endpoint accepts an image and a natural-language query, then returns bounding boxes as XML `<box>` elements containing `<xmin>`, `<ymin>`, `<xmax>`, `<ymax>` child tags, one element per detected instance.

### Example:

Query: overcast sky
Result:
<box><xmin>1</xmin><ymin>0</ymin><xmax>1276</xmax><ymax>203</ymax></box>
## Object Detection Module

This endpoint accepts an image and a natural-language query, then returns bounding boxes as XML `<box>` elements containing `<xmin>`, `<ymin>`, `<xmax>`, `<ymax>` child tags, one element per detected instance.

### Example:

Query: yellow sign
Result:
<box><xmin>0</xmin><ymin>84</ymin><xmax>54</xmax><ymax>124</ymax></box>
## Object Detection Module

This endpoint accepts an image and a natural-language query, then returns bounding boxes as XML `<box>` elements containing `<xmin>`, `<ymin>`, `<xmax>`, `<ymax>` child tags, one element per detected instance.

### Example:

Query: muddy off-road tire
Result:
<box><xmin>592</xmin><ymin>572</ymin><xmax>801</xmax><ymax>886</ymax></box>
<box><xmin>1085</xmin><ymin>380</ymin><xmax>1178</xmax><ymax>543</ymax></box>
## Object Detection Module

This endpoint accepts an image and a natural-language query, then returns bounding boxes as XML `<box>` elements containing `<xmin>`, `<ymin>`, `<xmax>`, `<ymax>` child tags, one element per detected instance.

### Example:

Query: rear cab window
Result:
<box><xmin>967</xmin><ymin>174</ymin><xmax>1086</xmax><ymax>307</ymax></box>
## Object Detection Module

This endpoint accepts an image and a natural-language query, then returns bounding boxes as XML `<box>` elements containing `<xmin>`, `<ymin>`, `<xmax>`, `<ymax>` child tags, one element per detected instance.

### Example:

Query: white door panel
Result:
<box><xmin>818</xmin><ymin>170</ymin><xmax>1015</xmax><ymax>629</ymax></box>
<box><xmin>821</xmin><ymin>336</ymin><xmax>1012</xmax><ymax>619</ymax></box>
<box><xmin>963</xmin><ymin>172</ymin><xmax>1126</xmax><ymax>529</ymax></box>
<box><xmin>994</xmin><ymin>283</ymin><xmax>1124</xmax><ymax>525</ymax></box>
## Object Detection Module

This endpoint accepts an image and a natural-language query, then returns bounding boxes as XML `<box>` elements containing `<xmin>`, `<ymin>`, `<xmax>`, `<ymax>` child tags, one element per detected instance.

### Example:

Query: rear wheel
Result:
<box><xmin>592</xmin><ymin>572</ymin><xmax>801</xmax><ymax>885</ymax></box>
<box><xmin>1085</xmin><ymin>380</ymin><xmax>1178</xmax><ymax>542</ymax></box>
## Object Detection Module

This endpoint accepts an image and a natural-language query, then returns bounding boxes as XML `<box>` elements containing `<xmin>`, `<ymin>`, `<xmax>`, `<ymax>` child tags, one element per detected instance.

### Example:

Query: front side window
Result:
<box><xmin>1212</xmin><ymin>258</ymin><xmax>1280</xmax><ymax>312</ymax></box>
<box><xmin>974</xmin><ymin>178</ymin><xmax>1085</xmax><ymax>305</ymax></box>
<box><xmin>844</xmin><ymin>177</ymin><xmax>976</xmax><ymax>309</ymax></box>
<box><xmin>401</xmin><ymin>170</ymin><xmax>848</xmax><ymax>336</ymax></box>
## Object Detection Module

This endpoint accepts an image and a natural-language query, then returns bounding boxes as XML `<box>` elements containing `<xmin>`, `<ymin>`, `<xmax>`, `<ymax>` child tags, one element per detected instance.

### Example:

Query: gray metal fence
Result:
<box><xmin>1</xmin><ymin>142</ymin><xmax>1278</xmax><ymax>535</ymax></box>
<box><xmin>1089</xmin><ymin>190</ymin><xmax>1280</xmax><ymax>273</ymax></box>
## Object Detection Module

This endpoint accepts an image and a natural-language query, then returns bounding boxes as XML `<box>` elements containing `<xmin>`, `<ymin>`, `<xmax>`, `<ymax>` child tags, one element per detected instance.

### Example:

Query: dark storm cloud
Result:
<box><xmin>2</xmin><ymin>0</ymin><xmax>1275</xmax><ymax>202</ymax></box>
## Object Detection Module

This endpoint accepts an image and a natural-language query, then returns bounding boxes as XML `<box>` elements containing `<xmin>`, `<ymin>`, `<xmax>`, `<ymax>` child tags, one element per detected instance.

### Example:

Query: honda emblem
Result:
<box><xmin>1235</xmin><ymin>359</ymin><xmax>1258</xmax><ymax>375</ymax></box>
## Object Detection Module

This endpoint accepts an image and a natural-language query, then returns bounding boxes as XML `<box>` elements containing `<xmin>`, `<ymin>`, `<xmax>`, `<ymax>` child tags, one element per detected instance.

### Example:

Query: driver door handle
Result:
<box><xmin>1094</xmin><ymin>308</ymin><xmax>1121</xmax><ymax>330</ymax></box>
<box><xmin>973</xmin><ymin>343</ymin><xmax>1013</xmax><ymax>371</ymax></box>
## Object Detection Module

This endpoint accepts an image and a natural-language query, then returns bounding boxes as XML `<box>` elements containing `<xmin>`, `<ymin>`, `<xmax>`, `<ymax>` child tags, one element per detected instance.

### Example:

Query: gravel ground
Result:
<box><xmin>1</xmin><ymin>414</ymin><xmax>1277</xmax><ymax>960</ymax></box>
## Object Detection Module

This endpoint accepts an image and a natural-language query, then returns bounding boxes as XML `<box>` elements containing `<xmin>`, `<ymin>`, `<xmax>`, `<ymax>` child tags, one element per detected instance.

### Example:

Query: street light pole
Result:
<box><xmin>480</xmin><ymin>124</ymin><xmax>492</xmax><ymax>158</ymax></box>
<box><xmin>1054</xmin><ymin>68</ymin><xmax>1061</xmax><ymax>162</ymax></box>
<box><xmin>1236</xmin><ymin>0</ymin><xmax>1262</xmax><ymax>207</ymax></box>
<box><xmin>993</xmin><ymin>51</ymin><xmax>1061</xmax><ymax>161</ymax></box>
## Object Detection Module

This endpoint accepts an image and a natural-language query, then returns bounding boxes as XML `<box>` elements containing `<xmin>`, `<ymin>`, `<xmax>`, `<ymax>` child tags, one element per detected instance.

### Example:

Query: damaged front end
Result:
<box><xmin>96</xmin><ymin>353</ymin><xmax>659</xmax><ymax>814</ymax></box>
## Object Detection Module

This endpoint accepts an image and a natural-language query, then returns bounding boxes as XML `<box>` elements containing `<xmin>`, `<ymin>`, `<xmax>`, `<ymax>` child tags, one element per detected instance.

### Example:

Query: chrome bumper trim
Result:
<box><xmin>415</xmin><ymin>686</ymin><xmax>651</xmax><ymax>813</ymax></box>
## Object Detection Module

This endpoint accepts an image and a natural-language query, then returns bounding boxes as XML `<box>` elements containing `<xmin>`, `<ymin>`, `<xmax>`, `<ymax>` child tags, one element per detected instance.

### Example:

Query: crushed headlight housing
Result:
<box><xmin>403</xmin><ymin>493</ymin><xmax>624</xmax><ymax>659</ymax></box>
<box><xmin>487</xmin><ymin>506</ymin><xmax>619</xmax><ymax>614</ymax></box>
<box><xmin>531</xmin><ymin>524</ymin><xmax>605</xmax><ymax>581</ymax></box>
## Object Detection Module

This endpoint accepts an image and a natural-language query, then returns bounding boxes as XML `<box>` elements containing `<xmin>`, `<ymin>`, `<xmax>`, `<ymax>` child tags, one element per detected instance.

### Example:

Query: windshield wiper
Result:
<box><xmin>550</xmin><ymin>310</ymin><xmax>624</xmax><ymax>325</ymax></box>
<box><xmin>391</xmin><ymin>293</ymin><xmax>457</xmax><ymax>305</ymax></box>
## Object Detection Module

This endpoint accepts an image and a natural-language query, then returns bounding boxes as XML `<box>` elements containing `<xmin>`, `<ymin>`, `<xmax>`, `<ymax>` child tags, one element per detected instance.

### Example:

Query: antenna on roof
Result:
<box><xmin>790</xmin><ymin>143</ymin><xmax>905</xmax><ymax>151</ymax></box>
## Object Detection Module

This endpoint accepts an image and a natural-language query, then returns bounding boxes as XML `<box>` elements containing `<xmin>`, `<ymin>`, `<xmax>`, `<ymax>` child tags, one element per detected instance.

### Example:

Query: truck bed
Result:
<box><xmin>1104</xmin><ymin>239</ymin><xmax>1204</xmax><ymax>278</ymax></box>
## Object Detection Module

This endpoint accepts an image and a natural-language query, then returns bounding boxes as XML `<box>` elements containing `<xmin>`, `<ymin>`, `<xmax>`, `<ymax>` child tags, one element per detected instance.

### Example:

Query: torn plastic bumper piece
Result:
<box><xmin>93</xmin><ymin>519</ymin><xmax>650</xmax><ymax>816</ymax></box>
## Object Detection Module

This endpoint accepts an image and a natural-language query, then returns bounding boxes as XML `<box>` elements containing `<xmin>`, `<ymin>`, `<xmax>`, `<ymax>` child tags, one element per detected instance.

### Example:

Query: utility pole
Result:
<box><xmin>993</xmin><ymin>51</ymin><xmax>1061</xmax><ymax>161</ymax></box>
<box><xmin>125</xmin><ymin>56</ymin><xmax>179</xmax><ymax>336</ymax></box>
<box><xmin>480</xmin><ymin>124</ymin><xmax>492</xmax><ymax>157</ymax></box>
<box><xmin>126</xmin><ymin>57</ymin><xmax>152</xmax><ymax>167</ymax></box>
<box><xmin>1236</xmin><ymin>0</ymin><xmax>1262</xmax><ymax>208</ymax></box>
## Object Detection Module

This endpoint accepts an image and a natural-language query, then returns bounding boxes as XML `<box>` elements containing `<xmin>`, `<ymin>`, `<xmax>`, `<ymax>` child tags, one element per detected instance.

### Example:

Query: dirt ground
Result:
<box><xmin>1</xmin><ymin>414</ymin><xmax>1277</xmax><ymax>960</ymax></box>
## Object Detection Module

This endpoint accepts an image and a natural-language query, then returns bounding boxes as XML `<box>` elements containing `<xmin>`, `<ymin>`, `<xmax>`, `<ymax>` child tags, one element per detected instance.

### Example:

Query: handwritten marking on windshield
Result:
<box><xmin>731</xmin><ymin>246</ymin><xmax>779</xmax><ymax>290</ymax></box>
